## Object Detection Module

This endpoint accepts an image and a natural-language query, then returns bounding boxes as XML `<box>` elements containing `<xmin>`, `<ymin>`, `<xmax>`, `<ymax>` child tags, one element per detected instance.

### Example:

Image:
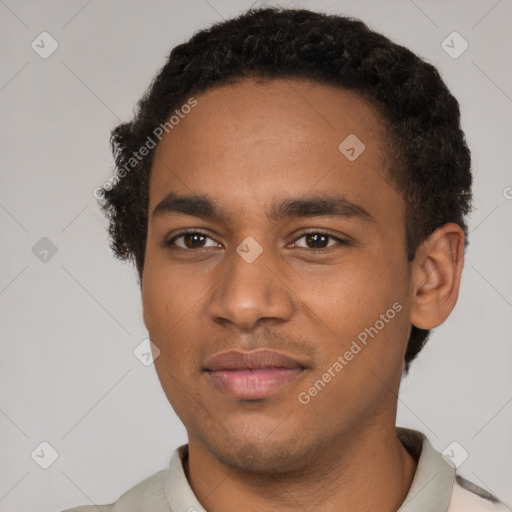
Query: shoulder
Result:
<box><xmin>448</xmin><ymin>474</ymin><xmax>509</xmax><ymax>511</ymax></box>
<box><xmin>59</xmin><ymin>468</ymin><xmax>168</xmax><ymax>512</ymax></box>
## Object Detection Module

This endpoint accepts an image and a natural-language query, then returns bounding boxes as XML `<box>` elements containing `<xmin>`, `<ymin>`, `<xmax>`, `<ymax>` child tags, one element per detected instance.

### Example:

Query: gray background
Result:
<box><xmin>1</xmin><ymin>0</ymin><xmax>511</xmax><ymax>510</ymax></box>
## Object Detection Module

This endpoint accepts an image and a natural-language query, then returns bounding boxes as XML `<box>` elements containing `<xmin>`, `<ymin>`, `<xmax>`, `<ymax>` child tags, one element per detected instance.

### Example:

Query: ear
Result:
<box><xmin>409</xmin><ymin>223</ymin><xmax>465</xmax><ymax>330</ymax></box>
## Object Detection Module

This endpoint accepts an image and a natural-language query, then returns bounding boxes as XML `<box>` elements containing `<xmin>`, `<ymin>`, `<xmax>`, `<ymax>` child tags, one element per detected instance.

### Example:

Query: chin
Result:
<box><xmin>204</xmin><ymin>432</ymin><xmax>312</xmax><ymax>474</ymax></box>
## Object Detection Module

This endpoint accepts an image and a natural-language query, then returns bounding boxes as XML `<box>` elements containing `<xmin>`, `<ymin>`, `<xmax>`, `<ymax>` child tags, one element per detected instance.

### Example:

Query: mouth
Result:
<box><xmin>203</xmin><ymin>349</ymin><xmax>307</xmax><ymax>400</ymax></box>
<box><xmin>207</xmin><ymin>367</ymin><xmax>306</xmax><ymax>400</ymax></box>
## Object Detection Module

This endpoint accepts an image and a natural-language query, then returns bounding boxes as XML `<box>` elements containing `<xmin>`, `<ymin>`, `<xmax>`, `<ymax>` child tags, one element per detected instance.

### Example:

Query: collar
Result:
<box><xmin>396</xmin><ymin>427</ymin><xmax>455</xmax><ymax>511</ymax></box>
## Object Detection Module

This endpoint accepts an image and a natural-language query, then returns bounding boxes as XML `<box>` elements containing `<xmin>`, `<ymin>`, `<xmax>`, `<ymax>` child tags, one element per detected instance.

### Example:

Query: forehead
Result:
<box><xmin>156</xmin><ymin>77</ymin><xmax>385</xmax><ymax>157</ymax></box>
<box><xmin>149</xmin><ymin>78</ymin><xmax>399</xmax><ymax>222</ymax></box>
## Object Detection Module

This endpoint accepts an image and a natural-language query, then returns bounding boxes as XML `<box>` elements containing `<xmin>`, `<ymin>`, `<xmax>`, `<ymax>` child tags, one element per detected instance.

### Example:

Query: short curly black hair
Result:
<box><xmin>99</xmin><ymin>7</ymin><xmax>472</xmax><ymax>374</ymax></box>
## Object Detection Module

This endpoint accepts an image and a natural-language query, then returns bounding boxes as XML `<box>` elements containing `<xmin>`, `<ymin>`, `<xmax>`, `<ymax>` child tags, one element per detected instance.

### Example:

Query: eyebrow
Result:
<box><xmin>152</xmin><ymin>192</ymin><xmax>374</xmax><ymax>223</ymax></box>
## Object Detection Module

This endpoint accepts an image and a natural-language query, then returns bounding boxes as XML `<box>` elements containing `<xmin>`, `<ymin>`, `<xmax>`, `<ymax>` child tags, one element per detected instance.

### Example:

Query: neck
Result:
<box><xmin>183</xmin><ymin>423</ymin><xmax>418</xmax><ymax>512</ymax></box>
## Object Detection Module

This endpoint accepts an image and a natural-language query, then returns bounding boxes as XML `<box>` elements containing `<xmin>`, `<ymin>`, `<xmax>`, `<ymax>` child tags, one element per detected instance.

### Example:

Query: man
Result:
<box><xmin>63</xmin><ymin>6</ymin><xmax>507</xmax><ymax>511</ymax></box>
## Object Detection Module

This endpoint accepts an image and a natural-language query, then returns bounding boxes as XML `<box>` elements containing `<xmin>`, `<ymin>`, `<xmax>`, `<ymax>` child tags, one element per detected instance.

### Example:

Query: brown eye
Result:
<box><xmin>182</xmin><ymin>233</ymin><xmax>207</xmax><ymax>249</ymax></box>
<box><xmin>304</xmin><ymin>233</ymin><xmax>329</xmax><ymax>249</ymax></box>
<box><xmin>165</xmin><ymin>231</ymin><xmax>219</xmax><ymax>250</ymax></box>
<box><xmin>293</xmin><ymin>232</ymin><xmax>348</xmax><ymax>250</ymax></box>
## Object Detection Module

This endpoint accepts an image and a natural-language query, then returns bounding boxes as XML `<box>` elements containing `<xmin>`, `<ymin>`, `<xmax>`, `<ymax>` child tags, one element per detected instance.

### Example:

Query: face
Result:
<box><xmin>142</xmin><ymin>78</ymin><xmax>414</xmax><ymax>472</ymax></box>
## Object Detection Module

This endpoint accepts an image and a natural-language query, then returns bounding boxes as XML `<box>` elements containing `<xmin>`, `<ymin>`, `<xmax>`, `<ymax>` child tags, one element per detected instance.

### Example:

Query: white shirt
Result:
<box><xmin>60</xmin><ymin>427</ymin><xmax>507</xmax><ymax>511</ymax></box>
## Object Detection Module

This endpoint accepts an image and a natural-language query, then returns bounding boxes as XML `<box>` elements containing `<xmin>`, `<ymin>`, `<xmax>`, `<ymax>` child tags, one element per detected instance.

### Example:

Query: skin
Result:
<box><xmin>141</xmin><ymin>78</ymin><xmax>465</xmax><ymax>511</ymax></box>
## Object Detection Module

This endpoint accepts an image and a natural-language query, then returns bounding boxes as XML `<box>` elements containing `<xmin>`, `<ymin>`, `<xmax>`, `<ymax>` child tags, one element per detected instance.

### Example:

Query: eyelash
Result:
<box><xmin>163</xmin><ymin>228</ymin><xmax>350</xmax><ymax>252</ymax></box>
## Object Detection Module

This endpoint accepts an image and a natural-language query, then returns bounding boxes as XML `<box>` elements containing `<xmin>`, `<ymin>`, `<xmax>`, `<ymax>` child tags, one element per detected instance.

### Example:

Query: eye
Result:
<box><xmin>164</xmin><ymin>230</ymin><xmax>220</xmax><ymax>250</ymax></box>
<box><xmin>163</xmin><ymin>230</ymin><xmax>349</xmax><ymax>251</ymax></box>
<box><xmin>291</xmin><ymin>231</ymin><xmax>349</xmax><ymax>250</ymax></box>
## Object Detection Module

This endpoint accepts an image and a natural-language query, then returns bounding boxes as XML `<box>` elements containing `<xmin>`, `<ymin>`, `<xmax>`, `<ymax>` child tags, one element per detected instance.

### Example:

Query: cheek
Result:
<box><xmin>298</xmin><ymin>257</ymin><xmax>410</xmax><ymax>375</ymax></box>
<box><xmin>142</xmin><ymin>265</ymin><xmax>201</xmax><ymax>354</ymax></box>
<box><xmin>143</xmin><ymin>270</ymin><xmax>205</xmax><ymax>410</ymax></box>
<box><xmin>303</xmin><ymin>260</ymin><xmax>401</xmax><ymax>325</ymax></box>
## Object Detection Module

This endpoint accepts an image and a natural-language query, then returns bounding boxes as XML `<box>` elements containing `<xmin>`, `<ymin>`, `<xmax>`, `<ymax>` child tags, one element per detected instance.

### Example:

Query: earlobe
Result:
<box><xmin>409</xmin><ymin>223</ymin><xmax>465</xmax><ymax>330</ymax></box>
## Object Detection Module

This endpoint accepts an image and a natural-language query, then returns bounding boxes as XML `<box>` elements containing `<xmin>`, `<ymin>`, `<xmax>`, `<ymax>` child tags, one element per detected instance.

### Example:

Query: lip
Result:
<box><xmin>204</xmin><ymin>349</ymin><xmax>305</xmax><ymax>371</ymax></box>
<box><xmin>204</xmin><ymin>349</ymin><xmax>307</xmax><ymax>400</ymax></box>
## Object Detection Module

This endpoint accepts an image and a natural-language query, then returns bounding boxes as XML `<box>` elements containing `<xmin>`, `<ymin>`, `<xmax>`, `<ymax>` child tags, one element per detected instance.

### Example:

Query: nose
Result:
<box><xmin>207</xmin><ymin>242</ymin><xmax>295</xmax><ymax>331</ymax></box>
